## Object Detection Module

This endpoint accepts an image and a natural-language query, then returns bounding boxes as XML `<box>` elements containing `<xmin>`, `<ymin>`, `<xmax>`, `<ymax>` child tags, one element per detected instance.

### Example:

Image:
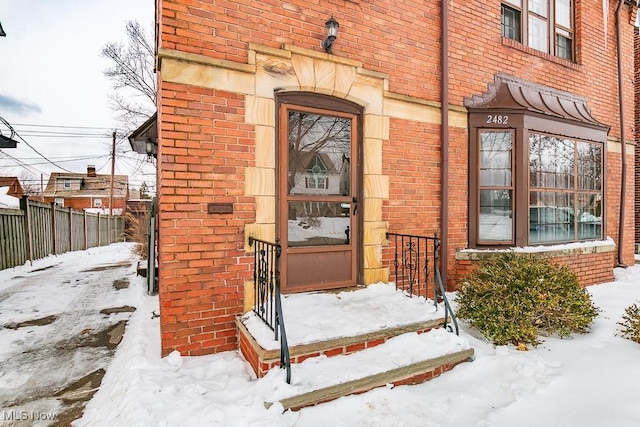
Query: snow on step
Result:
<box><xmin>244</xmin><ymin>282</ymin><xmax>448</xmax><ymax>350</ymax></box>
<box><xmin>263</xmin><ymin>328</ymin><xmax>472</xmax><ymax>408</ymax></box>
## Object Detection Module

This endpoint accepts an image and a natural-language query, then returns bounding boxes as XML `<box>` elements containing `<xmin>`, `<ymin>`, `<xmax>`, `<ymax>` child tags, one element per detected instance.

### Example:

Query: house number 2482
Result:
<box><xmin>486</xmin><ymin>114</ymin><xmax>509</xmax><ymax>125</ymax></box>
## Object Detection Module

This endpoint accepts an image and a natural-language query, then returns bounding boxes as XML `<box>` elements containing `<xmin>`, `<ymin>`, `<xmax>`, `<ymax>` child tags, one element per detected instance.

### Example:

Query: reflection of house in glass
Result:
<box><xmin>289</xmin><ymin>151</ymin><xmax>350</xmax><ymax>214</ymax></box>
<box><xmin>287</xmin><ymin>151</ymin><xmax>351</xmax><ymax>246</ymax></box>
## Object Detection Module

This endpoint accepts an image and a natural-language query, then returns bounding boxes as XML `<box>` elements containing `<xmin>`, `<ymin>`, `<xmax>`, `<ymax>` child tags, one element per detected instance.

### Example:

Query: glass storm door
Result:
<box><xmin>278</xmin><ymin>103</ymin><xmax>359</xmax><ymax>293</ymax></box>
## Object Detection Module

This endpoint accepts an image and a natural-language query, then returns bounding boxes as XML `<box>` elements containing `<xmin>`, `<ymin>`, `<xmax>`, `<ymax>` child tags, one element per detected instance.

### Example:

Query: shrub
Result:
<box><xmin>617</xmin><ymin>303</ymin><xmax>640</xmax><ymax>344</ymax></box>
<box><xmin>455</xmin><ymin>254</ymin><xmax>598</xmax><ymax>347</ymax></box>
<box><xmin>124</xmin><ymin>210</ymin><xmax>150</xmax><ymax>258</ymax></box>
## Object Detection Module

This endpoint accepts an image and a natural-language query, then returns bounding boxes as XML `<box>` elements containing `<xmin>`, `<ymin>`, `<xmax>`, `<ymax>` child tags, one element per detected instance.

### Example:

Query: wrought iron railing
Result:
<box><xmin>386</xmin><ymin>232</ymin><xmax>459</xmax><ymax>335</ymax></box>
<box><xmin>248</xmin><ymin>237</ymin><xmax>291</xmax><ymax>383</ymax></box>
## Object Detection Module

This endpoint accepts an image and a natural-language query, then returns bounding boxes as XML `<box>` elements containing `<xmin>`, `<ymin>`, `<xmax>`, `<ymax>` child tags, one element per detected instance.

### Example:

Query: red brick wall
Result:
<box><xmin>158</xmin><ymin>0</ymin><xmax>444</xmax><ymax>100</ymax></box>
<box><xmin>448</xmin><ymin>1</ymin><xmax>635</xmax><ymax>266</ymax></box>
<box><xmin>158</xmin><ymin>0</ymin><xmax>636</xmax><ymax>142</ymax></box>
<box><xmin>383</xmin><ymin>119</ymin><xmax>442</xmax><ymax>234</ymax></box>
<box><xmin>157</xmin><ymin>0</ymin><xmax>637</xmax><ymax>355</ymax></box>
<box><xmin>454</xmin><ymin>251</ymin><xmax>615</xmax><ymax>289</ymax></box>
<box><xmin>635</xmin><ymin>27</ymin><xmax>640</xmax><ymax>248</ymax></box>
<box><xmin>157</xmin><ymin>81</ymin><xmax>255</xmax><ymax>356</ymax></box>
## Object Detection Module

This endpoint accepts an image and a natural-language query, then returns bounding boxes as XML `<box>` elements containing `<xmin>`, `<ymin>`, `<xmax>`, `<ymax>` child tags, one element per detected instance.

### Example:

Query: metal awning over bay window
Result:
<box><xmin>465</xmin><ymin>74</ymin><xmax>610</xmax><ymax>248</ymax></box>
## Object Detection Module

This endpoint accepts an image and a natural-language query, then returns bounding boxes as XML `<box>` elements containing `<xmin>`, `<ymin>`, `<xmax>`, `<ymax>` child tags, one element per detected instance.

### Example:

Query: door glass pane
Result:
<box><xmin>287</xmin><ymin>202</ymin><xmax>351</xmax><ymax>247</ymax></box>
<box><xmin>479</xmin><ymin>190</ymin><xmax>513</xmax><ymax>241</ymax></box>
<box><xmin>555</xmin><ymin>0</ymin><xmax>571</xmax><ymax>28</ymax></box>
<box><xmin>529</xmin><ymin>15</ymin><xmax>548</xmax><ymax>52</ymax></box>
<box><xmin>529</xmin><ymin>133</ymin><xmax>575</xmax><ymax>189</ymax></box>
<box><xmin>529</xmin><ymin>191</ymin><xmax>574</xmax><ymax>243</ymax></box>
<box><xmin>287</xmin><ymin>111</ymin><xmax>351</xmax><ymax>196</ymax></box>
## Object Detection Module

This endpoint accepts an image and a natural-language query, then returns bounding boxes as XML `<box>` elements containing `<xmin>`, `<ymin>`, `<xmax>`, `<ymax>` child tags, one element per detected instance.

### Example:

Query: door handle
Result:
<box><xmin>352</xmin><ymin>197</ymin><xmax>358</xmax><ymax>215</ymax></box>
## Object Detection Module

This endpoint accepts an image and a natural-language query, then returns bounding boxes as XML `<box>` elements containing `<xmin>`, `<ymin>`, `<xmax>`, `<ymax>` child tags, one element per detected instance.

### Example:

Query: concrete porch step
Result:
<box><xmin>237</xmin><ymin>316</ymin><xmax>449</xmax><ymax>377</ymax></box>
<box><xmin>238</xmin><ymin>282</ymin><xmax>457</xmax><ymax>378</ymax></box>
<box><xmin>264</xmin><ymin>329</ymin><xmax>474</xmax><ymax>411</ymax></box>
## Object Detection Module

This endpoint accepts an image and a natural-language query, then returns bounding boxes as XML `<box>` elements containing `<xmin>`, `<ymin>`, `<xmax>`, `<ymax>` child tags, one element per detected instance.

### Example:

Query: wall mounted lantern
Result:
<box><xmin>145</xmin><ymin>138</ymin><xmax>157</xmax><ymax>161</ymax></box>
<box><xmin>321</xmin><ymin>16</ymin><xmax>339</xmax><ymax>53</ymax></box>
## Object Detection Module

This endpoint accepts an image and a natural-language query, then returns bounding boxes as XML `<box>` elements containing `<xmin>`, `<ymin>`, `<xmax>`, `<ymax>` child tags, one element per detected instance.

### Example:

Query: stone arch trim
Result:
<box><xmin>238</xmin><ymin>45</ymin><xmax>391</xmax><ymax>287</ymax></box>
<box><xmin>157</xmin><ymin>44</ymin><xmax>465</xmax><ymax>291</ymax></box>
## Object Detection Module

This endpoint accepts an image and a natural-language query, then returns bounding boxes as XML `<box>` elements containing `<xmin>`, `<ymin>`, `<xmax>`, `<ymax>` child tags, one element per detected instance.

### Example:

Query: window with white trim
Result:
<box><xmin>501</xmin><ymin>0</ymin><xmax>574</xmax><ymax>61</ymax></box>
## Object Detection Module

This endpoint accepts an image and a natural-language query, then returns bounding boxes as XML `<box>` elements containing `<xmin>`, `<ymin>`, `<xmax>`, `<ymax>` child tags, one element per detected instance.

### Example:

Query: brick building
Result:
<box><xmin>153</xmin><ymin>0</ymin><xmax>637</xmax><ymax>357</ymax></box>
<box><xmin>635</xmin><ymin>27</ymin><xmax>640</xmax><ymax>254</ymax></box>
<box><xmin>42</xmin><ymin>165</ymin><xmax>129</xmax><ymax>213</ymax></box>
<box><xmin>0</xmin><ymin>176</ymin><xmax>24</xmax><ymax>198</ymax></box>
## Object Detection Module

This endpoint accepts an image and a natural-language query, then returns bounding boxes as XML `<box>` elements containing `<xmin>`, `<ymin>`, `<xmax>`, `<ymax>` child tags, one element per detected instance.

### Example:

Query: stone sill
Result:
<box><xmin>456</xmin><ymin>239</ymin><xmax>616</xmax><ymax>261</ymax></box>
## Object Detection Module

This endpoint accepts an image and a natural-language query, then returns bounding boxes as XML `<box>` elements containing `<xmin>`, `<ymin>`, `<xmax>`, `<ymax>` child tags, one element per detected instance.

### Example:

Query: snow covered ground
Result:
<box><xmin>1</xmin><ymin>243</ymin><xmax>639</xmax><ymax>426</ymax></box>
<box><xmin>0</xmin><ymin>186</ymin><xmax>19</xmax><ymax>208</ymax></box>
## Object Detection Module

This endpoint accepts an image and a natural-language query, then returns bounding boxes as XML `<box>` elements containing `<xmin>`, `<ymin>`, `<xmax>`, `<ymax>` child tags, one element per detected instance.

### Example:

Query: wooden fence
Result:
<box><xmin>0</xmin><ymin>198</ymin><xmax>125</xmax><ymax>270</ymax></box>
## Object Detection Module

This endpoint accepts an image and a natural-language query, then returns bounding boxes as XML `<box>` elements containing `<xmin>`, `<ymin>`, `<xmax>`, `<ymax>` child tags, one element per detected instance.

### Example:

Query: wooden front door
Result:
<box><xmin>277</xmin><ymin>95</ymin><xmax>361</xmax><ymax>293</ymax></box>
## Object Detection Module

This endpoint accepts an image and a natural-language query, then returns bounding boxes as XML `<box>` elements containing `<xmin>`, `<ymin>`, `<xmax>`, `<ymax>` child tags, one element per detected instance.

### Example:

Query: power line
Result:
<box><xmin>16</xmin><ymin>128</ymin><xmax>109</xmax><ymax>134</ymax></box>
<box><xmin>6</xmin><ymin>154</ymin><xmax>106</xmax><ymax>161</ymax></box>
<box><xmin>14</xmin><ymin>131</ymin><xmax>112</xmax><ymax>139</ymax></box>
<box><xmin>12</xmin><ymin>130</ymin><xmax>78</xmax><ymax>173</ymax></box>
<box><xmin>11</xmin><ymin>155</ymin><xmax>107</xmax><ymax>167</ymax></box>
<box><xmin>12</xmin><ymin>123</ymin><xmax>122</xmax><ymax>131</ymax></box>
<box><xmin>95</xmin><ymin>158</ymin><xmax>112</xmax><ymax>173</ymax></box>
<box><xmin>0</xmin><ymin>149</ymin><xmax>47</xmax><ymax>175</ymax></box>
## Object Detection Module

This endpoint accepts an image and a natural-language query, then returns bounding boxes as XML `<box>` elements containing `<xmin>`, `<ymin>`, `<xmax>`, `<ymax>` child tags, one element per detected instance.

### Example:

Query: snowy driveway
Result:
<box><xmin>2</xmin><ymin>244</ymin><xmax>639</xmax><ymax>427</ymax></box>
<box><xmin>0</xmin><ymin>243</ymin><xmax>141</xmax><ymax>426</ymax></box>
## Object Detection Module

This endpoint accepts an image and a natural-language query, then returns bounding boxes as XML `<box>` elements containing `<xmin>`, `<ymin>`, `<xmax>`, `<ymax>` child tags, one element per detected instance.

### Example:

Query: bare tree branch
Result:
<box><xmin>101</xmin><ymin>20</ymin><xmax>156</xmax><ymax>133</ymax></box>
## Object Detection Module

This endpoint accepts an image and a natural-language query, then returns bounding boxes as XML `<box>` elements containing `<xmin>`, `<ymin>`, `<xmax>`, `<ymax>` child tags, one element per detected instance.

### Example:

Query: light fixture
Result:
<box><xmin>145</xmin><ymin>138</ymin><xmax>157</xmax><ymax>161</ymax></box>
<box><xmin>321</xmin><ymin>16</ymin><xmax>339</xmax><ymax>53</ymax></box>
<box><xmin>0</xmin><ymin>21</ymin><xmax>5</xmax><ymax>37</ymax></box>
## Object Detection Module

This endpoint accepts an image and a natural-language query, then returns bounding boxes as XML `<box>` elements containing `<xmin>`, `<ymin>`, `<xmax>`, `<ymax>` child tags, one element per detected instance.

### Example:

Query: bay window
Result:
<box><xmin>474</xmin><ymin>130</ymin><xmax>603</xmax><ymax>247</ymax></box>
<box><xmin>467</xmin><ymin>76</ymin><xmax>608</xmax><ymax>248</ymax></box>
<box><xmin>528</xmin><ymin>134</ymin><xmax>602</xmax><ymax>244</ymax></box>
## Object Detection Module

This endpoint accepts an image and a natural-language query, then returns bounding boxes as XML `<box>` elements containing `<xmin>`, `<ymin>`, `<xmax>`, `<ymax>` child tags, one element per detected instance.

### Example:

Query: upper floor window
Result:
<box><xmin>93</xmin><ymin>198</ymin><xmax>102</xmax><ymax>207</ymax></box>
<box><xmin>501</xmin><ymin>0</ymin><xmax>574</xmax><ymax>61</ymax></box>
<box><xmin>63</xmin><ymin>178</ymin><xmax>71</xmax><ymax>189</ymax></box>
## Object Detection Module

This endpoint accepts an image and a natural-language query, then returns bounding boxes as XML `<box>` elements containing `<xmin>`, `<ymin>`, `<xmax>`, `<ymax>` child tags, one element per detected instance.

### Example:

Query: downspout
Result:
<box><xmin>615</xmin><ymin>0</ymin><xmax>629</xmax><ymax>266</ymax></box>
<box><xmin>441</xmin><ymin>0</ymin><xmax>450</xmax><ymax>287</ymax></box>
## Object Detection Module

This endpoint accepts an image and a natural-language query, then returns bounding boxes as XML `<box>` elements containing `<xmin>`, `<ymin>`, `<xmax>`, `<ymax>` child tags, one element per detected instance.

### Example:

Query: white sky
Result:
<box><xmin>0</xmin><ymin>0</ymin><xmax>156</xmax><ymax>193</ymax></box>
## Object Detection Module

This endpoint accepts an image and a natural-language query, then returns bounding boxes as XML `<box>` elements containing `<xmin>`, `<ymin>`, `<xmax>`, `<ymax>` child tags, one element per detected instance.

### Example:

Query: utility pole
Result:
<box><xmin>109</xmin><ymin>131</ymin><xmax>116</xmax><ymax>216</ymax></box>
<box><xmin>109</xmin><ymin>131</ymin><xmax>116</xmax><ymax>242</ymax></box>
